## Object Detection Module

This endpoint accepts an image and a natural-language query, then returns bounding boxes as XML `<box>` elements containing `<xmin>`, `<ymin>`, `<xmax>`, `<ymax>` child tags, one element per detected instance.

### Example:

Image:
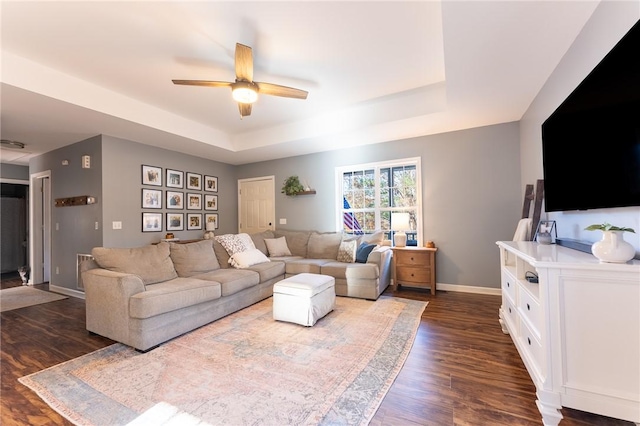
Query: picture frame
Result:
<box><xmin>166</xmin><ymin>213</ymin><xmax>184</xmax><ymax>231</ymax></box>
<box><xmin>141</xmin><ymin>212</ymin><xmax>162</xmax><ymax>232</ymax></box>
<box><xmin>166</xmin><ymin>169</ymin><xmax>184</xmax><ymax>188</ymax></box>
<box><xmin>204</xmin><ymin>194</ymin><xmax>218</xmax><ymax>211</ymax></box>
<box><xmin>205</xmin><ymin>213</ymin><xmax>219</xmax><ymax>230</ymax></box>
<box><xmin>141</xmin><ymin>165</ymin><xmax>162</xmax><ymax>186</ymax></box>
<box><xmin>187</xmin><ymin>172</ymin><xmax>202</xmax><ymax>190</ymax></box>
<box><xmin>534</xmin><ymin>220</ymin><xmax>557</xmax><ymax>243</ymax></box>
<box><xmin>204</xmin><ymin>175</ymin><xmax>218</xmax><ymax>192</ymax></box>
<box><xmin>187</xmin><ymin>213</ymin><xmax>202</xmax><ymax>230</ymax></box>
<box><xmin>141</xmin><ymin>188</ymin><xmax>162</xmax><ymax>209</ymax></box>
<box><xmin>166</xmin><ymin>191</ymin><xmax>184</xmax><ymax>209</ymax></box>
<box><xmin>186</xmin><ymin>193</ymin><xmax>202</xmax><ymax>210</ymax></box>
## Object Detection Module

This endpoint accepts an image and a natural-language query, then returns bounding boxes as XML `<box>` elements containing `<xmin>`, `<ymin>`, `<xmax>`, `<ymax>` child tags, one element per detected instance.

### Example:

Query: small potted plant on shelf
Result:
<box><xmin>281</xmin><ymin>176</ymin><xmax>305</xmax><ymax>196</ymax></box>
<box><xmin>585</xmin><ymin>222</ymin><xmax>636</xmax><ymax>263</ymax></box>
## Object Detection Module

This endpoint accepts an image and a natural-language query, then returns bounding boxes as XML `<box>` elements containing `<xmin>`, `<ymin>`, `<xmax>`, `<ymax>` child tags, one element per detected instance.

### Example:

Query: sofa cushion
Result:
<box><xmin>265</xmin><ymin>237</ymin><xmax>292</xmax><ymax>257</ymax></box>
<box><xmin>307</xmin><ymin>232</ymin><xmax>342</xmax><ymax>260</ymax></box>
<box><xmin>244</xmin><ymin>260</ymin><xmax>286</xmax><ymax>282</ymax></box>
<box><xmin>194</xmin><ymin>269</ymin><xmax>260</xmax><ymax>297</ymax></box>
<box><xmin>129</xmin><ymin>277</ymin><xmax>221</xmax><ymax>319</ymax></box>
<box><xmin>336</xmin><ymin>239</ymin><xmax>358</xmax><ymax>263</ymax></box>
<box><xmin>274</xmin><ymin>230</ymin><xmax>311</xmax><ymax>257</ymax></box>
<box><xmin>229</xmin><ymin>248</ymin><xmax>270</xmax><ymax>269</ymax></box>
<box><xmin>320</xmin><ymin>261</ymin><xmax>379</xmax><ymax>280</ymax></box>
<box><xmin>169</xmin><ymin>240</ymin><xmax>220</xmax><ymax>277</ymax></box>
<box><xmin>355</xmin><ymin>243</ymin><xmax>377</xmax><ymax>263</ymax></box>
<box><xmin>285</xmin><ymin>258</ymin><xmax>333</xmax><ymax>275</ymax></box>
<box><xmin>250</xmin><ymin>230</ymin><xmax>275</xmax><ymax>255</ymax></box>
<box><xmin>92</xmin><ymin>242</ymin><xmax>177</xmax><ymax>285</ymax></box>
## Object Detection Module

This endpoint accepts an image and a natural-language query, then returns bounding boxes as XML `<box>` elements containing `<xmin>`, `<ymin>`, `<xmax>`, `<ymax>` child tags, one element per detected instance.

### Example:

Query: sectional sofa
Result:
<box><xmin>82</xmin><ymin>229</ymin><xmax>392</xmax><ymax>351</ymax></box>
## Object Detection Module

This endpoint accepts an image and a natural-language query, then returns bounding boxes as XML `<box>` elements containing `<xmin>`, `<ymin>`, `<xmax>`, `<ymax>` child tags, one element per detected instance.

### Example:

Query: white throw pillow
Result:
<box><xmin>264</xmin><ymin>236</ymin><xmax>292</xmax><ymax>257</ymax></box>
<box><xmin>215</xmin><ymin>234</ymin><xmax>254</xmax><ymax>256</ymax></box>
<box><xmin>229</xmin><ymin>249</ymin><xmax>270</xmax><ymax>268</ymax></box>
<box><xmin>336</xmin><ymin>239</ymin><xmax>358</xmax><ymax>263</ymax></box>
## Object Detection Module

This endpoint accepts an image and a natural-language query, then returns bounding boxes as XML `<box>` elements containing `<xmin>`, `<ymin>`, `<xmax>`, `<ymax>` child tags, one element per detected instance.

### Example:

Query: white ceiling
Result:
<box><xmin>0</xmin><ymin>1</ymin><xmax>599</xmax><ymax>166</ymax></box>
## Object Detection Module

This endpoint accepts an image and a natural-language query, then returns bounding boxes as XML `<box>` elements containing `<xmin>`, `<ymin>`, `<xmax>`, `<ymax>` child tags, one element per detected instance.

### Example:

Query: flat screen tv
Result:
<box><xmin>541</xmin><ymin>20</ymin><xmax>640</xmax><ymax>212</ymax></box>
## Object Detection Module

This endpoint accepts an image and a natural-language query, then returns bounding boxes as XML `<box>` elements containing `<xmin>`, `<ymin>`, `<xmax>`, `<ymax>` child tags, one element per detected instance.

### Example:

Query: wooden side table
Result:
<box><xmin>391</xmin><ymin>246</ymin><xmax>437</xmax><ymax>295</ymax></box>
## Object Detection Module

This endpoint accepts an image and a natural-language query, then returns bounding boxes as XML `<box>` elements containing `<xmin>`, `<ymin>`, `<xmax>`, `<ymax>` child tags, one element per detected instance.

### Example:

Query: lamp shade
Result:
<box><xmin>391</xmin><ymin>213</ymin><xmax>410</xmax><ymax>231</ymax></box>
<box><xmin>206</xmin><ymin>222</ymin><xmax>216</xmax><ymax>231</ymax></box>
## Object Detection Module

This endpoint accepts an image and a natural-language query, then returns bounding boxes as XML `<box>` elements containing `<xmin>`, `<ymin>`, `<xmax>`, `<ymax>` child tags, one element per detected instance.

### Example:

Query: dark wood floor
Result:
<box><xmin>0</xmin><ymin>276</ymin><xmax>632</xmax><ymax>425</ymax></box>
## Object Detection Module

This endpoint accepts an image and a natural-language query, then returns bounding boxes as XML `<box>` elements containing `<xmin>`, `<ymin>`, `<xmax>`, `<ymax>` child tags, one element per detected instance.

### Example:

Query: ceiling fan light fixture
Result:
<box><xmin>232</xmin><ymin>81</ymin><xmax>258</xmax><ymax>104</ymax></box>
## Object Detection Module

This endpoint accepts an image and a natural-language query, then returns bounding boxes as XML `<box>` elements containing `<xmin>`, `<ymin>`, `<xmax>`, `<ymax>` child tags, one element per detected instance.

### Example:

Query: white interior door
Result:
<box><xmin>238</xmin><ymin>176</ymin><xmax>275</xmax><ymax>234</ymax></box>
<box><xmin>29</xmin><ymin>171</ymin><xmax>51</xmax><ymax>284</ymax></box>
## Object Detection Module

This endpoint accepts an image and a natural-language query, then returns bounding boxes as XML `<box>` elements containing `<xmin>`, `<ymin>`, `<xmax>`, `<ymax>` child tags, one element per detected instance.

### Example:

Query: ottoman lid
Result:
<box><xmin>274</xmin><ymin>273</ymin><xmax>335</xmax><ymax>298</ymax></box>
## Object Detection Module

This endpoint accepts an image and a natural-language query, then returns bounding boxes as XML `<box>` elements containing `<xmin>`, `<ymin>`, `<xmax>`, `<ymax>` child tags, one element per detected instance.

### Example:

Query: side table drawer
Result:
<box><xmin>518</xmin><ymin>286</ymin><xmax>541</xmax><ymax>337</ymax></box>
<box><xmin>396</xmin><ymin>251</ymin><xmax>431</xmax><ymax>267</ymax></box>
<box><xmin>397</xmin><ymin>267</ymin><xmax>430</xmax><ymax>283</ymax></box>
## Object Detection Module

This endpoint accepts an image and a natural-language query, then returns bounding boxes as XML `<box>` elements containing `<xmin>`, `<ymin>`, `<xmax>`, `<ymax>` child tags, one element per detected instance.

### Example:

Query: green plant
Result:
<box><xmin>585</xmin><ymin>222</ymin><xmax>636</xmax><ymax>233</ymax></box>
<box><xmin>281</xmin><ymin>175</ymin><xmax>304</xmax><ymax>196</ymax></box>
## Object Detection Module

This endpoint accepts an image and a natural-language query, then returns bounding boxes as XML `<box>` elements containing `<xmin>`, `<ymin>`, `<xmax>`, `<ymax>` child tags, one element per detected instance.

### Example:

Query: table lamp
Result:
<box><xmin>391</xmin><ymin>212</ymin><xmax>410</xmax><ymax>247</ymax></box>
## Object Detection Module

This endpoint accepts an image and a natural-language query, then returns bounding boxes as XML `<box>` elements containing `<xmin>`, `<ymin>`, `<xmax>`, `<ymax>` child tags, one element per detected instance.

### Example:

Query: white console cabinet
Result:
<box><xmin>496</xmin><ymin>241</ymin><xmax>640</xmax><ymax>426</ymax></box>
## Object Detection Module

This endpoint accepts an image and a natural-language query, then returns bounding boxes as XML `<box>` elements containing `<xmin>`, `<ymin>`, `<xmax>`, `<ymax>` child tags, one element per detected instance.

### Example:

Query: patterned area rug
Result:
<box><xmin>0</xmin><ymin>286</ymin><xmax>67</xmax><ymax>312</ymax></box>
<box><xmin>19</xmin><ymin>295</ymin><xmax>427</xmax><ymax>426</ymax></box>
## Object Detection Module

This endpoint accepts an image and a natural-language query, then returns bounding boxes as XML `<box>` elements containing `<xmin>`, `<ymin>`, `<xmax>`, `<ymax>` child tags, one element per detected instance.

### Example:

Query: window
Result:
<box><xmin>336</xmin><ymin>157</ymin><xmax>422</xmax><ymax>246</ymax></box>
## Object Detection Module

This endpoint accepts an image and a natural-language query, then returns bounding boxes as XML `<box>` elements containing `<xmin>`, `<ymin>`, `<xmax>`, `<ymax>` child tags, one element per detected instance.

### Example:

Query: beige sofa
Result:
<box><xmin>82</xmin><ymin>230</ymin><xmax>391</xmax><ymax>351</ymax></box>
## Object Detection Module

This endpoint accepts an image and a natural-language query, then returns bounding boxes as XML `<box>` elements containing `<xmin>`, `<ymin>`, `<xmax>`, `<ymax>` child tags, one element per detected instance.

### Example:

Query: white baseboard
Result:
<box><xmin>436</xmin><ymin>283</ymin><xmax>501</xmax><ymax>296</ymax></box>
<box><xmin>49</xmin><ymin>284</ymin><xmax>85</xmax><ymax>299</ymax></box>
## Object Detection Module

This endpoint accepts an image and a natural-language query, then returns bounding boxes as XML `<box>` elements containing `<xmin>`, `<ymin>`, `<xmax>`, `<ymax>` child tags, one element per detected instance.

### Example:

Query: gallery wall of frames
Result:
<box><xmin>141</xmin><ymin>165</ymin><xmax>219</xmax><ymax>233</ymax></box>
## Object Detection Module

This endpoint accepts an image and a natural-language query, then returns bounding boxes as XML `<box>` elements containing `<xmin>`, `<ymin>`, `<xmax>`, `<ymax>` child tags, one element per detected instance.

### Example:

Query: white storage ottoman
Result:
<box><xmin>273</xmin><ymin>273</ymin><xmax>336</xmax><ymax>326</ymax></box>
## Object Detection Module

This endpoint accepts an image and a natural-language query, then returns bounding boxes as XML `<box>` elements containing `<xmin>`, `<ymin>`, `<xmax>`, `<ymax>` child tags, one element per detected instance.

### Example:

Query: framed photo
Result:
<box><xmin>187</xmin><ymin>213</ymin><xmax>202</xmax><ymax>230</ymax></box>
<box><xmin>141</xmin><ymin>212</ymin><xmax>162</xmax><ymax>232</ymax></box>
<box><xmin>534</xmin><ymin>220</ymin><xmax>557</xmax><ymax>243</ymax></box>
<box><xmin>205</xmin><ymin>213</ymin><xmax>219</xmax><ymax>230</ymax></box>
<box><xmin>187</xmin><ymin>193</ymin><xmax>202</xmax><ymax>210</ymax></box>
<box><xmin>142</xmin><ymin>188</ymin><xmax>162</xmax><ymax>209</ymax></box>
<box><xmin>204</xmin><ymin>175</ymin><xmax>218</xmax><ymax>192</ymax></box>
<box><xmin>166</xmin><ymin>169</ymin><xmax>184</xmax><ymax>188</ymax></box>
<box><xmin>166</xmin><ymin>191</ymin><xmax>184</xmax><ymax>209</ymax></box>
<box><xmin>204</xmin><ymin>194</ymin><xmax>218</xmax><ymax>211</ymax></box>
<box><xmin>187</xmin><ymin>172</ymin><xmax>202</xmax><ymax>190</ymax></box>
<box><xmin>141</xmin><ymin>165</ymin><xmax>162</xmax><ymax>186</ymax></box>
<box><xmin>166</xmin><ymin>213</ymin><xmax>184</xmax><ymax>231</ymax></box>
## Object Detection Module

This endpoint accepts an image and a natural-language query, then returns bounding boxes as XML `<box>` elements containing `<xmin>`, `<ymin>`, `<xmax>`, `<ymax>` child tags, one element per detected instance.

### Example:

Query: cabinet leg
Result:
<box><xmin>536</xmin><ymin>390</ymin><xmax>563</xmax><ymax>426</ymax></box>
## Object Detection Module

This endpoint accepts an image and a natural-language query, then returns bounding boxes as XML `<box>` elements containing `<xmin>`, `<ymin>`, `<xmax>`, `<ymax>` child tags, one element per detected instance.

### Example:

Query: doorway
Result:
<box><xmin>238</xmin><ymin>176</ymin><xmax>275</xmax><ymax>234</ymax></box>
<box><xmin>1</xmin><ymin>182</ymin><xmax>29</xmax><ymax>280</ymax></box>
<box><xmin>29</xmin><ymin>171</ymin><xmax>51</xmax><ymax>285</ymax></box>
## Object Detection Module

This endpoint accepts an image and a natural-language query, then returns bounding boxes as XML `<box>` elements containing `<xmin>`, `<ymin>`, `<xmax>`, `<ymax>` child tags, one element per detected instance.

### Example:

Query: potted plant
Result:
<box><xmin>585</xmin><ymin>222</ymin><xmax>636</xmax><ymax>263</ymax></box>
<box><xmin>281</xmin><ymin>176</ymin><xmax>305</xmax><ymax>196</ymax></box>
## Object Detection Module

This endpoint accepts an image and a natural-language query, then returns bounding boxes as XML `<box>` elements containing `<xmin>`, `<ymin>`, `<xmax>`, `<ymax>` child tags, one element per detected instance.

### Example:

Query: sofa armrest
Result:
<box><xmin>82</xmin><ymin>268</ymin><xmax>146</xmax><ymax>344</ymax></box>
<box><xmin>366</xmin><ymin>246</ymin><xmax>393</xmax><ymax>288</ymax></box>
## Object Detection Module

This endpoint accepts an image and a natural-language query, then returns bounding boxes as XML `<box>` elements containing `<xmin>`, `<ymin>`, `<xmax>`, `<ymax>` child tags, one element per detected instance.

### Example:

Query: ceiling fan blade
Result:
<box><xmin>238</xmin><ymin>103</ymin><xmax>252</xmax><ymax>118</ymax></box>
<box><xmin>255</xmin><ymin>82</ymin><xmax>308</xmax><ymax>99</ymax></box>
<box><xmin>172</xmin><ymin>80</ymin><xmax>232</xmax><ymax>88</ymax></box>
<box><xmin>235</xmin><ymin>43</ymin><xmax>253</xmax><ymax>82</ymax></box>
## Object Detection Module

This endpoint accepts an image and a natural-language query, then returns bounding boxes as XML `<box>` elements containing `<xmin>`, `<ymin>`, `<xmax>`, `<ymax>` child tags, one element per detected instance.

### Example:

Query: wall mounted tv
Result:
<box><xmin>541</xmin><ymin>20</ymin><xmax>640</xmax><ymax>212</ymax></box>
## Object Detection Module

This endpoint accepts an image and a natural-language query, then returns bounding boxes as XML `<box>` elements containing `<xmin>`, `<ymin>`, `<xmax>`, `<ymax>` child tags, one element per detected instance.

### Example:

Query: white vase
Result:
<box><xmin>591</xmin><ymin>231</ymin><xmax>636</xmax><ymax>263</ymax></box>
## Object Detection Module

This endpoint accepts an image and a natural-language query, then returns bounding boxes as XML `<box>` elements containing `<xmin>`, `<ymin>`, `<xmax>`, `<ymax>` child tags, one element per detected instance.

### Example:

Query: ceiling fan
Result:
<box><xmin>172</xmin><ymin>43</ymin><xmax>308</xmax><ymax>118</ymax></box>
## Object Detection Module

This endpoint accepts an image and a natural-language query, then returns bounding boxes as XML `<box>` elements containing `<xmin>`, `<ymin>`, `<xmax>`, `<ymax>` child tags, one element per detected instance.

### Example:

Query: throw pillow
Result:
<box><xmin>264</xmin><ymin>236</ymin><xmax>292</xmax><ymax>257</ymax></box>
<box><xmin>360</xmin><ymin>230</ymin><xmax>384</xmax><ymax>246</ymax></box>
<box><xmin>355</xmin><ymin>242</ymin><xmax>376</xmax><ymax>263</ymax></box>
<box><xmin>215</xmin><ymin>234</ymin><xmax>253</xmax><ymax>256</ymax></box>
<box><xmin>336</xmin><ymin>239</ymin><xmax>358</xmax><ymax>263</ymax></box>
<box><xmin>229</xmin><ymin>248</ymin><xmax>271</xmax><ymax>268</ymax></box>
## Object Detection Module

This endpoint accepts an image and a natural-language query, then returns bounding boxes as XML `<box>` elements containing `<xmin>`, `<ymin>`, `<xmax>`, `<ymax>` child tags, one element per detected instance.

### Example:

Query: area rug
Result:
<box><xmin>19</xmin><ymin>295</ymin><xmax>427</xmax><ymax>426</ymax></box>
<box><xmin>0</xmin><ymin>286</ymin><xmax>67</xmax><ymax>312</ymax></box>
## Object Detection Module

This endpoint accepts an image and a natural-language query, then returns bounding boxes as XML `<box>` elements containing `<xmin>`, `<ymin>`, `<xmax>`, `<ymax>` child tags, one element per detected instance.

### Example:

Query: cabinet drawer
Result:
<box><xmin>502</xmin><ymin>270</ymin><xmax>516</xmax><ymax>303</ymax></box>
<box><xmin>396</xmin><ymin>251</ymin><xmax>431</xmax><ymax>267</ymax></box>
<box><xmin>519</xmin><ymin>319</ymin><xmax>543</xmax><ymax>376</ymax></box>
<box><xmin>518</xmin><ymin>287</ymin><xmax>541</xmax><ymax>336</ymax></box>
<box><xmin>397</xmin><ymin>267</ymin><xmax>430</xmax><ymax>283</ymax></box>
<box><xmin>503</xmin><ymin>297</ymin><xmax>519</xmax><ymax>334</ymax></box>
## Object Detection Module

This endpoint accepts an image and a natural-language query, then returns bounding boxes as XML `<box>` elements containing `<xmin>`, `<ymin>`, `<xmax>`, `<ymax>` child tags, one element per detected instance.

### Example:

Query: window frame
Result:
<box><xmin>335</xmin><ymin>157</ymin><xmax>423</xmax><ymax>246</ymax></box>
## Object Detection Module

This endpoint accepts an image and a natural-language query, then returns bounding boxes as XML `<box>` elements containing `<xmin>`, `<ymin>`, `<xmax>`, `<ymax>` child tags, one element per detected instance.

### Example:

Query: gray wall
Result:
<box><xmin>238</xmin><ymin>122</ymin><xmax>522</xmax><ymax>289</ymax></box>
<box><xmin>30</xmin><ymin>136</ymin><xmax>103</xmax><ymax>289</ymax></box>
<box><xmin>0</xmin><ymin>163</ymin><xmax>29</xmax><ymax>180</ymax></box>
<box><xmin>520</xmin><ymin>2</ymin><xmax>640</xmax><ymax>252</ymax></box>
<box><xmin>101</xmin><ymin>136</ymin><xmax>237</xmax><ymax>247</ymax></box>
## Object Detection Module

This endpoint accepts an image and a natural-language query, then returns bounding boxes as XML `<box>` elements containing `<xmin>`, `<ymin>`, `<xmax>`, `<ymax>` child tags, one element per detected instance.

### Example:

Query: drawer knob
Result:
<box><xmin>411</xmin><ymin>273</ymin><xmax>414</xmax><ymax>277</ymax></box>
<box><xmin>508</xmin><ymin>307</ymin><xmax>512</xmax><ymax>313</ymax></box>
<box><xmin>527</xmin><ymin>303</ymin><xmax>531</xmax><ymax>311</ymax></box>
<box><xmin>410</xmin><ymin>257</ymin><xmax>414</xmax><ymax>261</ymax></box>
<box><xmin>527</xmin><ymin>337</ymin><xmax>531</xmax><ymax>345</ymax></box>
